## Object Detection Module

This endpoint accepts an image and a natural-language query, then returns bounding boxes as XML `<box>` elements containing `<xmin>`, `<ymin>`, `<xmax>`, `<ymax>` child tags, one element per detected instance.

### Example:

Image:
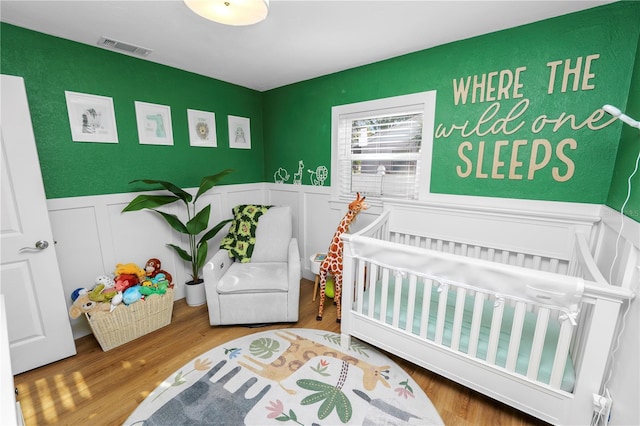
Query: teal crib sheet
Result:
<box><xmin>360</xmin><ymin>279</ymin><xmax>576</xmax><ymax>392</ymax></box>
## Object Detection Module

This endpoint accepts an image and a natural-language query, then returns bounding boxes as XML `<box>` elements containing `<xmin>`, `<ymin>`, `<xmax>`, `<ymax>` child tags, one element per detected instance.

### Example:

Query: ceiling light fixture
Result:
<box><xmin>184</xmin><ymin>0</ymin><xmax>269</xmax><ymax>26</ymax></box>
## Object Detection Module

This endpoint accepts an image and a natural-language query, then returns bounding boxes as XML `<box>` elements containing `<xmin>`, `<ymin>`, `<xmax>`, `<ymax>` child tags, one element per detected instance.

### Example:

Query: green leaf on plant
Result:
<box><xmin>121</xmin><ymin>195</ymin><xmax>180</xmax><ymax>212</ymax></box>
<box><xmin>186</xmin><ymin>205</ymin><xmax>211</xmax><ymax>235</ymax></box>
<box><xmin>167</xmin><ymin>244</ymin><xmax>191</xmax><ymax>262</ymax></box>
<box><xmin>194</xmin><ymin>169</ymin><xmax>233</xmax><ymax>203</ymax></box>
<box><xmin>130</xmin><ymin>179</ymin><xmax>193</xmax><ymax>204</ymax></box>
<box><xmin>154</xmin><ymin>210</ymin><xmax>189</xmax><ymax>234</ymax></box>
<box><xmin>199</xmin><ymin>218</ymin><xmax>232</xmax><ymax>245</ymax></box>
<box><xmin>195</xmin><ymin>243</ymin><xmax>208</xmax><ymax>272</ymax></box>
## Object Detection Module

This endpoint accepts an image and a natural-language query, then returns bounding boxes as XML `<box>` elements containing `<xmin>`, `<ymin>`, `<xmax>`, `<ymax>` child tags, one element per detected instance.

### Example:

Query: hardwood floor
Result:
<box><xmin>14</xmin><ymin>279</ymin><xmax>547</xmax><ymax>425</ymax></box>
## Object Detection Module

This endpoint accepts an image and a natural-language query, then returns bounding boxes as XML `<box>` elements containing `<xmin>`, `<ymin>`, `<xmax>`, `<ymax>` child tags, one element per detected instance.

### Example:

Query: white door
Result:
<box><xmin>0</xmin><ymin>75</ymin><xmax>76</xmax><ymax>374</ymax></box>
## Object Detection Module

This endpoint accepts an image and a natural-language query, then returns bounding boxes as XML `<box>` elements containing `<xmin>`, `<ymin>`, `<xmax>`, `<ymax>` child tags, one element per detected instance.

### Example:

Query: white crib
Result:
<box><xmin>340</xmin><ymin>200</ymin><xmax>636</xmax><ymax>425</ymax></box>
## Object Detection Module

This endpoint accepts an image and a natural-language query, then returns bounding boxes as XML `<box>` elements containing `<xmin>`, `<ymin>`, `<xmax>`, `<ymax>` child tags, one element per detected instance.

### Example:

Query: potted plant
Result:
<box><xmin>122</xmin><ymin>169</ymin><xmax>233</xmax><ymax>306</ymax></box>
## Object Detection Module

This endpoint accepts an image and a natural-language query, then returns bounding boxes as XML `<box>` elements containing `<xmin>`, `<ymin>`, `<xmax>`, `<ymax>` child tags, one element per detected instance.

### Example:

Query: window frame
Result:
<box><xmin>330</xmin><ymin>91</ymin><xmax>437</xmax><ymax>205</ymax></box>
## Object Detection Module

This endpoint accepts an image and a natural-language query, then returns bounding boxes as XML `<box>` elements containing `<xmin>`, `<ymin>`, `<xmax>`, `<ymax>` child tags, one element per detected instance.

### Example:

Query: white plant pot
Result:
<box><xmin>185</xmin><ymin>280</ymin><xmax>206</xmax><ymax>307</ymax></box>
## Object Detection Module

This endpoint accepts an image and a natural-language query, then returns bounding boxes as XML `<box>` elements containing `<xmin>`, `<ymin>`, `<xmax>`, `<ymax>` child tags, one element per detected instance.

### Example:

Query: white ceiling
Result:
<box><xmin>1</xmin><ymin>0</ymin><xmax>616</xmax><ymax>91</ymax></box>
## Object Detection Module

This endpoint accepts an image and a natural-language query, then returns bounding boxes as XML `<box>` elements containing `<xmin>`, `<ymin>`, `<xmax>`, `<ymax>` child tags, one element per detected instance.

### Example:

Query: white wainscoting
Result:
<box><xmin>48</xmin><ymin>183</ymin><xmax>637</xmax><ymax>340</ymax></box>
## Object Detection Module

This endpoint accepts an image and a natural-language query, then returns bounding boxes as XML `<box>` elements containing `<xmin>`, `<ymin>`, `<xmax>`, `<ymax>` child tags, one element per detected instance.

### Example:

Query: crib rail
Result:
<box><xmin>340</xmin><ymin>205</ymin><xmax>635</xmax><ymax>424</ymax></box>
<box><xmin>345</xmin><ymin>235</ymin><xmax>581</xmax><ymax>392</ymax></box>
<box><xmin>389</xmin><ymin>230</ymin><xmax>570</xmax><ymax>275</ymax></box>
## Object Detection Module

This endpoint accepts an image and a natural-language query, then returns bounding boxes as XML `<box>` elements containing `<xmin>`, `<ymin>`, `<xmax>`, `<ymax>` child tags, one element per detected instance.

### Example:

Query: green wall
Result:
<box><xmin>606</xmin><ymin>32</ymin><xmax>640</xmax><ymax>222</ymax></box>
<box><xmin>1</xmin><ymin>24</ymin><xmax>265</xmax><ymax>198</ymax></box>
<box><xmin>264</xmin><ymin>2</ymin><xmax>640</xmax><ymax>210</ymax></box>
<box><xmin>2</xmin><ymin>2</ymin><xmax>639</xmax><ymax>221</ymax></box>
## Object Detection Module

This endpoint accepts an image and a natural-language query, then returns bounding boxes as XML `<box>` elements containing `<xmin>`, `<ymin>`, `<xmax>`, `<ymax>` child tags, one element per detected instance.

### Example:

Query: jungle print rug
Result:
<box><xmin>124</xmin><ymin>328</ymin><xmax>443</xmax><ymax>425</ymax></box>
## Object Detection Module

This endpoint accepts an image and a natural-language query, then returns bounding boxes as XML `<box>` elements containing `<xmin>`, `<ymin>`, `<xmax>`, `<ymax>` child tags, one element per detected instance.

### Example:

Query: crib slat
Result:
<box><xmin>527</xmin><ymin>307</ymin><xmax>550</xmax><ymax>380</ymax></box>
<box><xmin>366</xmin><ymin>264</ymin><xmax>378</xmax><ymax>317</ymax></box>
<box><xmin>419</xmin><ymin>278</ymin><xmax>433</xmax><ymax>339</ymax></box>
<box><xmin>380</xmin><ymin>268</ymin><xmax>390</xmax><ymax>323</ymax></box>
<box><xmin>532</xmin><ymin>255</ymin><xmax>542</xmax><ymax>271</ymax></box>
<box><xmin>487</xmin><ymin>248</ymin><xmax>495</xmax><ymax>262</ymax></box>
<box><xmin>451</xmin><ymin>287</ymin><xmax>467</xmax><ymax>351</ymax></box>
<box><xmin>355</xmin><ymin>260</ymin><xmax>366</xmax><ymax>313</ymax></box>
<box><xmin>434</xmin><ymin>284</ymin><xmax>449</xmax><ymax>344</ymax></box>
<box><xmin>405</xmin><ymin>275</ymin><xmax>417</xmax><ymax>333</ymax></box>
<box><xmin>506</xmin><ymin>302</ymin><xmax>527</xmax><ymax>372</ymax></box>
<box><xmin>392</xmin><ymin>272</ymin><xmax>403</xmax><ymax>327</ymax></box>
<box><xmin>486</xmin><ymin>298</ymin><xmax>505</xmax><ymax>364</ymax></box>
<box><xmin>549</xmin><ymin>319</ymin><xmax>573</xmax><ymax>389</ymax></box>
<box><xmin>467</xmin><ymin>293</ymin><xmax>486</xmax><ymax>357</ymax></box>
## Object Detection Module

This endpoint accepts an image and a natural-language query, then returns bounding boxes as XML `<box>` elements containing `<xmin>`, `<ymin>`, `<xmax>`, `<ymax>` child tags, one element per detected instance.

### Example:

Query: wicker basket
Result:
<box><xmin>86</xmin><ymin>288</ymin><xmax>174</xmax><ymax>351</ymax></box>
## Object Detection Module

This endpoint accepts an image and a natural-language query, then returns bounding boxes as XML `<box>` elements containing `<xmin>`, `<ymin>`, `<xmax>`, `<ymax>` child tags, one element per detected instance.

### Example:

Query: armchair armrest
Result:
<box><xmin>203</xmin><ymin>249</ymin><xmax>234</xmax><ymax>325</ymax></box>
<box><xmin>287</xmin><ymin>238</ymin><xmax>301</xmax><ymax>322</ymax></box>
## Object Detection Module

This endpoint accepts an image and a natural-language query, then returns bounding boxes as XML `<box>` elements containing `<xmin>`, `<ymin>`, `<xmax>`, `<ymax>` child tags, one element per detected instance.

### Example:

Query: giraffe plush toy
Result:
<box><xmin>317</xmin><ymin>192</ymin><xmax>368</xmax><ymax>322</ymax></box>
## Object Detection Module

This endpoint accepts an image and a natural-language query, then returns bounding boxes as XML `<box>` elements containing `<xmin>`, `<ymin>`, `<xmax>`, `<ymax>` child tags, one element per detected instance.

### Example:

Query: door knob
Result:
<box><xmin>19</xmin><ymin>240</ymin><xmax>49</xmax><ymax>252</ymax></box>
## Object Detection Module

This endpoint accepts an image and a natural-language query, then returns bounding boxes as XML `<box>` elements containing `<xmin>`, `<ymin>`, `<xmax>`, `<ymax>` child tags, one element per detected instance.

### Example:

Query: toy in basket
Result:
<box><xmin>69</xmin><ymin>259</ymin><xmax>175</xmax><ymax>351</ymax></box>
<box><xmin>87</xmin><ymin>288</ymin><xmax>174</xmax><ymax>351</ymax></box>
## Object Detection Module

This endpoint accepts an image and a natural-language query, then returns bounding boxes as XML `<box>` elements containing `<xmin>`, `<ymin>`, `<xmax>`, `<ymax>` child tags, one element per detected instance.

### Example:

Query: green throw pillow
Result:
<box><xmin>220</xmin><ymin>204</ymin><xmax>271</xmax><ymax>263</ymax></box>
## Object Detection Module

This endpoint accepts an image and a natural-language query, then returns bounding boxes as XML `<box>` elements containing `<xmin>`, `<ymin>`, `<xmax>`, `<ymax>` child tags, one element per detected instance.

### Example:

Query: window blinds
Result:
<box><xmin>337</xmin><ymin>108</ymin><xmax>424</xmax><ymax>199</ymax></box>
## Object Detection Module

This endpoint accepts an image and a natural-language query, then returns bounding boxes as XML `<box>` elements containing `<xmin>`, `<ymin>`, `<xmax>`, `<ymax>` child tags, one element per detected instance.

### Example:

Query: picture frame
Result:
<box><xmin>135</xmin><ymin>101</ymin><xmax>173</xmax><ymax>145</ymax></box>
<box><xmin>187</xmin><ymin>109</ymin><xmax>217</xmax><ymax>147</ymax></box>
<box><xmin>65</xmin><ymin>91</ymin><xmax>118</xmax><ymax>143</ymax></box>
<box><xmin>228</xmin><ymin>115</ymin><xmax>251</xmax><ymax>149</ymax></box>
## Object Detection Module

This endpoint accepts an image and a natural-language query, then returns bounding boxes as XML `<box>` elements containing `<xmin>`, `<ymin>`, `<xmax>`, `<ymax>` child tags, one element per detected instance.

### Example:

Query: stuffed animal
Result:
<box><xmin>115</xmin><ymin>273</ymin><xmax>140</xmax><ymax>292</ymax></box>
<box><xmin>123</xmin><ymin>285</ymin><xmax>142</xmax><ymax>305</ymax></box>
<box><xmin>144</xmin><ymin>258</ymin><xmax>173</xmax><ymax>286</ymax></box>
<box><xmin>88</xmin><ymin>283</ymin><xmax>118</xmax><ymax>303</ymax></box>
<box><xmin>114</xmin><ymin>263</ymin><xmax>146</xmax><ymax>282</ymax></box>
<box><xmin>139</xmin><ymin>281</ymin><xmax>168</xmax><ymax>296</ymax></box>
<box><xmin>143</xmin><ymin>273</ymin><xmax>170</xmax><ymax>288</ymax></box>
<box><xmin>69</xmin><ymin>293</ymin><xmax>110</xmax><ymax>319</ymax></box>
<box><xmin>110</xmin><ymin>291</ymin><xmax>123</xmax><ymax>311</ymax></box>
<box><xmin>95</xmin><ymin>275</ymin><xmax>116</xmax><ymax>290</ymax></box>
<box><xmin>70</xmin><ymin>287</ymin><xmax>88</xmax><ymax>302</ymax></box>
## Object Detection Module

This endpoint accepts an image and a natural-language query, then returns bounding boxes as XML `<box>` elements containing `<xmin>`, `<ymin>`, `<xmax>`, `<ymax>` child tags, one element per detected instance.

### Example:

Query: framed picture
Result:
<box><xmin>187</xmin><ymin>109</ymin><xmax>217</xmax><ymax>147</ymax></box>
<box><xmin>228</xmin><ymin>115</ymin><xmax>251</xmax><ymax>149</ymax></box>
<box><xmin>135</xmin><ymin>101</ymin><xmax>173</xmax><ymax>145</ymax></box>
<box><xmin>65</xmin><ymin>91</ymin><xmax>118</xmax><ymax>143</ymax></box>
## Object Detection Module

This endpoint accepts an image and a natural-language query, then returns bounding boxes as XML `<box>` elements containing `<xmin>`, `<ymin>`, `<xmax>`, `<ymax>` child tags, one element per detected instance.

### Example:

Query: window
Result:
<box><xmin>331</xmin><ymin>91</ymin><xmax>436</xmax><ymax>202</ymax></box>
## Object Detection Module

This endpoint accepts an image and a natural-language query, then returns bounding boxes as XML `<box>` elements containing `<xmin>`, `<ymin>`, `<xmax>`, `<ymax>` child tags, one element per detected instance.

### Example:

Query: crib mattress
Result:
<box><xmin>361</xmin><ymin>279</ymin><xmax>576</xmax><ymax>392</ymax></box>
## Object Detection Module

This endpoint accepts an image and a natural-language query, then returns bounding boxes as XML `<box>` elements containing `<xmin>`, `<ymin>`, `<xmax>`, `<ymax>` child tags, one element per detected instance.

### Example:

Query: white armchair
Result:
<box><xmin>203</xmin><ymin>205</ymin><xmax>301</xmax><ymax>326</ymax></box>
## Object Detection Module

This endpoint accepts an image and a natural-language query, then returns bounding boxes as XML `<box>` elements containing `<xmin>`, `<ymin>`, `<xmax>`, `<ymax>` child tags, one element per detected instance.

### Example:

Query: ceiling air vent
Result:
<box><xmin>97</xmin><ymin>37</ymin><xmax>152</xmax><ymax>57</ymax></box>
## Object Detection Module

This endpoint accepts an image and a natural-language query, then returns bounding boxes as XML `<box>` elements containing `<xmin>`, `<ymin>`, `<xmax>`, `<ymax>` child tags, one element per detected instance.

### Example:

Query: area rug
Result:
<box><xmin>124</xmin><ymin>328</ymin><xmax>444</xmax><ymax>425</ymax></box>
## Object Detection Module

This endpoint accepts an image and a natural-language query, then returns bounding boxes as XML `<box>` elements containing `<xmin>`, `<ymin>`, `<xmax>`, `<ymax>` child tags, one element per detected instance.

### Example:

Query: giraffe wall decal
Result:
<box><xmin>316</xmin><ymin>192</ymin><xmax>368</xmax><ymax>322</ymax></box>
<box><xmin>293</xmin><ymin>160</ymin><xmax>304</xmax><ymax>185</ymax></box>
